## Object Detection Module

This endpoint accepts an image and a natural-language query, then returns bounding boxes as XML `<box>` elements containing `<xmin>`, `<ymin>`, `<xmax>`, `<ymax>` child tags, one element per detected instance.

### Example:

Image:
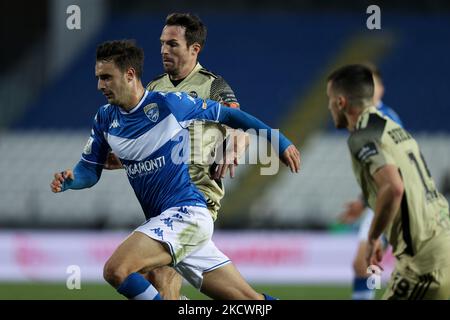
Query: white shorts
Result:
<box><xmin>135</xmin><ymin>206</ymin><xmax>231</xmax><ymax>289</ymax></box>
<box><xmin>357</xmin><ymin>207</ymin><xmax>374</xmax><ymax>241</ymax></box>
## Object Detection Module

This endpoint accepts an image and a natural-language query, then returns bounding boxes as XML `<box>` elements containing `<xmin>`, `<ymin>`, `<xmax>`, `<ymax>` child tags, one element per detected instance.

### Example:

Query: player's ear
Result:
<box><xmin>337</xmin><ymin>95</ymin><xmax>347</xmax><ymax>111</ymax></box>
<box><xmin>126</xmin><ymin>67</ymin><xmax>136</xmax><ymax>82</ymax></box>
<box><xmin>190</xmin><ymin>43</ymin><xmax>201</xmax><ymax>56</ymax></box>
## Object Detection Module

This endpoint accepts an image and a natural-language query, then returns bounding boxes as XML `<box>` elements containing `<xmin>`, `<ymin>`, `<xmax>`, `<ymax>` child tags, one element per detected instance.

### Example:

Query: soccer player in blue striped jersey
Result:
<box><xmin>103</xmin><ymin>13</ymin><xmax>247</xmax><ymax>300</ymax></box>
<box><xmin>50</xmin><ymin>40</ymin><xmax>300</xmax><ymax>300</ymax></box>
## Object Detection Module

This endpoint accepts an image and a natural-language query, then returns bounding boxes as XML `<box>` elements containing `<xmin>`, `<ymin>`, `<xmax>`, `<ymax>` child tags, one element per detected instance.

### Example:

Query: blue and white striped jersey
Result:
<box><xmin>81</xmin><ymin>90</ymin><xmax>223</xmax><ymax>219</ymax></box>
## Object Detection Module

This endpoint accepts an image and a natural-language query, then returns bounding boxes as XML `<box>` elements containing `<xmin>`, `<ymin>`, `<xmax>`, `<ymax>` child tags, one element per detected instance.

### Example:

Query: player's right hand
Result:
<box><xmin>280</xmin><ymin>145</ymin><xmax>301</xmax><ymax>173</ymax></box>
<box><xmin>365</xmin><ymin>238</ymin><xmax>384</xmax><ymax>268</ymax></box>
<box><xmin>50</xmin><ymin>170</ymin><xmax>74</xmax><ymax>193</ymax></box>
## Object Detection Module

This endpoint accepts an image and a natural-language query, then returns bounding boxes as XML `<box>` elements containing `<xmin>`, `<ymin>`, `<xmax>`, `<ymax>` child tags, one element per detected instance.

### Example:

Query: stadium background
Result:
<box><xmin>1</xmin><ymin>0</ymin><xmax>450</xmax><ymax>299</ymax></box>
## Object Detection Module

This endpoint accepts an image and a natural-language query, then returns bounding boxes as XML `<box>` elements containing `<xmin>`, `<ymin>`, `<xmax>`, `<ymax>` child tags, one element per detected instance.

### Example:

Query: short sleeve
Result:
<box><xmin>348</xmin><ymin>135</ymin><xmax>395</xmax><ymax>176</ymax></box>
<box><xmin>210</xmin><ymin>77</ymin><xmax>240</xmax><ymax>109</ymax></box>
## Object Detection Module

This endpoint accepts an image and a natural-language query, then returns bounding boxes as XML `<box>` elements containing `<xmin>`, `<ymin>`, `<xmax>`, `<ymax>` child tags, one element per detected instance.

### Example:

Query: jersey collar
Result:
<box><xmin>165</xmin><ymin>62</ymin><xmax>203</xmax><ymax>87</ymax></box>
<box><xmin>355</xmin><ymin>105</ymin><xmax>378</xmax><ymax>130</ymax></box>
<box><xmin>118</xmin><ymin>90</ymin><xmax>149</xmax><ymax>115</ymax></box>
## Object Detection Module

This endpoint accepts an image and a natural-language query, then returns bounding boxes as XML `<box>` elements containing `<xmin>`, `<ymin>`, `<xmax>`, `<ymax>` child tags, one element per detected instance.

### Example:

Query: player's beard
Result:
<box><xmin>108</xmin><ymin>83</ymin><xmax>128</xmax><ymax>107</ymax></box>
<box><xmin>163</xmin><ymin>58</ymin><xmax>178</xmax><ymax>76</ymax></box>
<box><xmin>335</xmin><ymin>110</ymin><xmax>348</xmax><ymax>129</ymax></box>
<box><xmin>165</xmin><ymin>66</ymin><xmax>180</xmax><ymax>79</ymax></box>
<box><xmin>103</xmin><ymin>91</ymin><xmax>115</xmax><ymax>103</ymax></box>
<box><xmin>104</xmin><ymin>92</ymin><xmax>119</xmax><ymax>105</ymax></box>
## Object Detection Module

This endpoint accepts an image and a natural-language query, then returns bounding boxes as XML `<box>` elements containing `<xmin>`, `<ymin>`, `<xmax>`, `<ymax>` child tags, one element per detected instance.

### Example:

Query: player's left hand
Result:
<box><xmin>212</xmin><ymin>130</ymin><xmax>246</xmax><ymax>179</ymax></box>
<box><xmin>365</xmin><ymin>238</ymin><xmax>384</xmax><ymax>268</ymax></box>
<box><xmin>104</xmin><ymin>151</ymin><xmax>123</xmax><ymax>170</ymax></box>
<box><xmin>213</xmin><ymin>161</ymin><xmax>237</xmax><ymax>179</ymax></box>
<box><xmin>280</xmin><ymin>145</ymin><xmax>301</xmax><ymax>173</ymax></box>
<box><xmin>211</xmin><ymin>147</ymin><xmax>238</xmax><ymax>179</ymax></box>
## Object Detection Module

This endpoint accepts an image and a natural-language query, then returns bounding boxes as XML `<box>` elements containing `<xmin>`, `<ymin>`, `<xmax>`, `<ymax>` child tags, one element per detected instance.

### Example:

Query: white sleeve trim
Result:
<box><xmin>80</xmin><ymin>156</ymin><xmax>105</xmax><ymax>166</ymax></box>
<box><xmin>216</xmin><ymin>103</ymin><xmax>222</xmax><ymax>122</ymax></box>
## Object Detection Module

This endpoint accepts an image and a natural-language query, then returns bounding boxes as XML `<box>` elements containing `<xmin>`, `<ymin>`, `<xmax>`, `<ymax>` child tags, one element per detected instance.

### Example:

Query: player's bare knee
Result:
<box><xmin>243</xmin><ymin>291</ymin><xmax>264</xmax><ymax>300</ymax></box>
<box><xmin>103</xmin><ymin>262</ymin><xmax>129</xmax><ymax>288</ymax></box>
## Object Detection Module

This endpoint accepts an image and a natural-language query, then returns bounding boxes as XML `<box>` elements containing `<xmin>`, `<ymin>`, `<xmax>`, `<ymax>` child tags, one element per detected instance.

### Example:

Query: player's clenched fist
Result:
<box><xmin>50</xmin><ymin>170</ymin><xmax>74</xmax><ymax>193</ymax></box>
<box><xmin>280</xmin><ymin>145</ymin><xmax>301</xmax><ymax>173</ymax></box>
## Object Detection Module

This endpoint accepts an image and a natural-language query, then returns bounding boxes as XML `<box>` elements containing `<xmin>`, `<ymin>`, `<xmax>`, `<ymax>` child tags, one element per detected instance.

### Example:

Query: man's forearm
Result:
<box><xmin>369</xmin><ymin>184</ymin><xmax>403</xmax><ymax>240</ymax></box>
<box><xmin>218</xmin><ymin>107</ymin><xmax>292</xmax><ymax>154</ymax></box>
<box><xmin>62</xmin><ymin>160</ymin><xmax>102</xmax><ymax>191</ymax></box>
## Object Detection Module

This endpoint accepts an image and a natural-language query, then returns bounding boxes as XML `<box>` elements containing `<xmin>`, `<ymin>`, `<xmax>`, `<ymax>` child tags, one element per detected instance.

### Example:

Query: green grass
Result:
<box><xmin>0</xmin><ymin>283</ymin><xmax>386</xmax><ymax>300</ymax></box>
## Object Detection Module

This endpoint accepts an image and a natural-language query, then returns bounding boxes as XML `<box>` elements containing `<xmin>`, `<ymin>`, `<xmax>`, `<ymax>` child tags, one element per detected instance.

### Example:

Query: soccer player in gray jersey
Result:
<box><xmin>327</xmin><ymin>64</ymin><xmax>450</xmax><ymax>300</ymax></box>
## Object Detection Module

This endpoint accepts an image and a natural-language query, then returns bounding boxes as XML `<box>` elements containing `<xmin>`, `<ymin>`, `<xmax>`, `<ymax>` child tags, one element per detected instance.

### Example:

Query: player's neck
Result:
<box><xmin>121</xmin><ymin>85</ymin><xmax>146</xmax><ymax>112</ymax></box>
<box><xmin>347</xmin><ymin>105</ymin><xmax>372</xmax><ymax>131</ymax></box>
<box><xmin>169</xmin><ymin>60</ymin><xmax>197</xmax><ymax>80</ymax></box>
<box><xmin>347</xmin><ymin>117</ymin><xmax>358</xmax><ymax>132</ymax></box>
<box><xmin>346</xmin><ymin>110</ymin><xmax>362</xmax><ymax>132</ymax></box>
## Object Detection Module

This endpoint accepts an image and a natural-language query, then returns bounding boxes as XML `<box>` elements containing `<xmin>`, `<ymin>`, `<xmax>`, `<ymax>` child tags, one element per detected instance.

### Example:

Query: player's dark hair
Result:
<box><xmin>96</xmin><ymin>40</ymin><xmax>144</xmax><ymax>79</ymax></box>
<box><xmin>165</xmin><ymin>13</ymin><xmax>207</xmax><ymax>48</ymax></box>
<box><xmin>360</xmin><ymin>61</ymin><xmax>383</xmax><ymax>84</ymax></box>
<box><xmin>327</xmin><ymin>64</ymin><xmax>374</xmax><ymax>106</ymax></box>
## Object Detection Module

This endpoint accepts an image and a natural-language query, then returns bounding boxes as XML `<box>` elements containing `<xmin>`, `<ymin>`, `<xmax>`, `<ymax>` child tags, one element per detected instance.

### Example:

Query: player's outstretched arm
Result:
<box><xmin>217</xmin><ymin>107</ymin><xmax>301</xmax><ymax>173</ymax></box>
<box><xmin>50</xmin><ymin>160</ymin><xmax>102</xmax><ymax>193</ymax></box>
<box><xmin>162</xmin><ymin>92</ymin><xmax>300</xmax><ymax>172</ymax></box>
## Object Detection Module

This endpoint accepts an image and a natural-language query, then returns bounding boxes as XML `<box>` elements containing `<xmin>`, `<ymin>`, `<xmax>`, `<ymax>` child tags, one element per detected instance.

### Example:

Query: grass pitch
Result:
<box><xmin>0</xmin><ymin>282</ymin><xmax>385</xmax><ymax>300</ymax></box>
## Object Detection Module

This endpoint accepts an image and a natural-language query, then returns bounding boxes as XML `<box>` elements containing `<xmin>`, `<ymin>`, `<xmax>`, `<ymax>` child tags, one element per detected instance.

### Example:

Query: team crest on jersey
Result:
<box><xmin>143</xmin><ymin>103</ymin><xmax>159</xmax><ymax>122</ymax></box>
<box><xmin>188</xmin><ymin>91</ymin><xmax>198</xmax><ymax>98</ymax></box>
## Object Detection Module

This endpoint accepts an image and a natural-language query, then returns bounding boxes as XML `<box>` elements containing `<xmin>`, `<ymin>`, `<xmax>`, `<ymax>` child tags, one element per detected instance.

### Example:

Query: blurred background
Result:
<box><xmin>1</xmin><ymin>0</ymin><xmax>450</xmax><ymax>299</ymax></box>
